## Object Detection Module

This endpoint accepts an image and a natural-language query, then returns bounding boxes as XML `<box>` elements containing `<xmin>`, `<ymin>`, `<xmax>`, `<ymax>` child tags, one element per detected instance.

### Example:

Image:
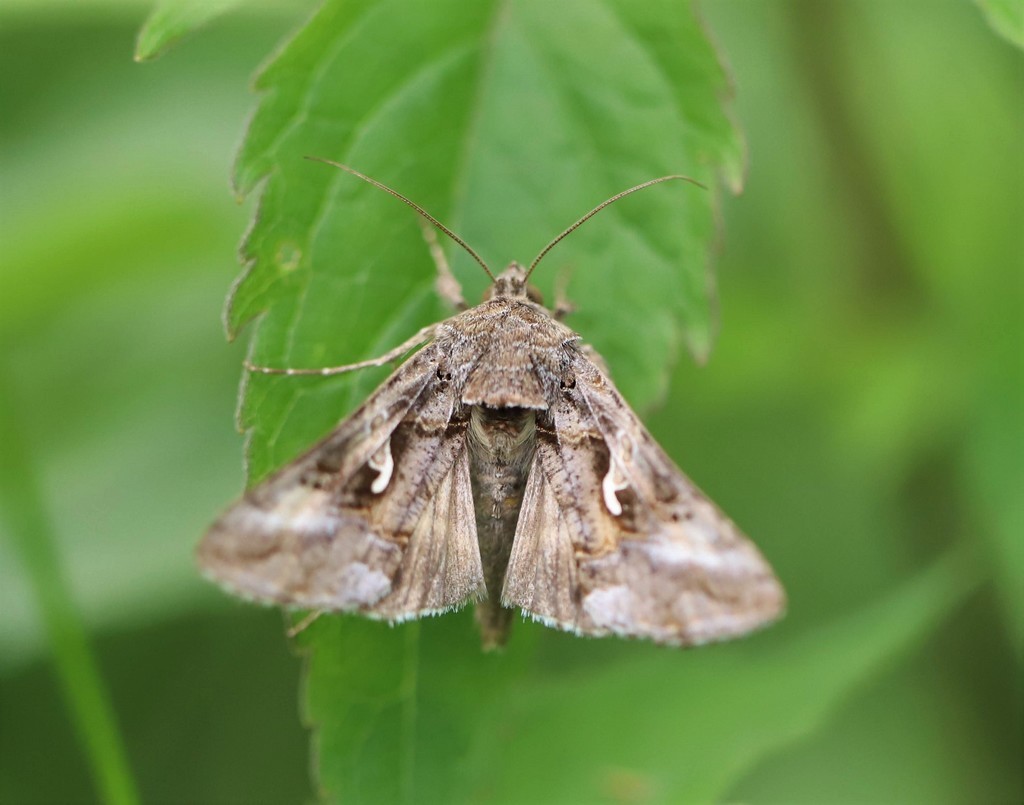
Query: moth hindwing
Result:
<box><xmin>198</xmin><ymin>165</ymin><xmax>786</xmax><ymax>649</ymax></box>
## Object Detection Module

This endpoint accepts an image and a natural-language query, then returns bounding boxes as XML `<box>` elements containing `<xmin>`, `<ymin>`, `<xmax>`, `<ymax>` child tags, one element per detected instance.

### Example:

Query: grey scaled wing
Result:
<box><xmin>503</xmin><ymin>350</ymin><xmax>785</xmax><ymax>645</ymax></box>
<box><xmin>197</xmin><ymin>344</ymin><xmax>485</xmax><ymax>619</ymax></box>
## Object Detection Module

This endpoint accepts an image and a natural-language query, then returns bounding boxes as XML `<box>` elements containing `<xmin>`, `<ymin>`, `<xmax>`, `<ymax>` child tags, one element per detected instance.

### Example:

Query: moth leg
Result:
<box><xmin>581</xmin><ymin>343</ymin><xmax>611</xmax><ymax>376</ymax></box>
<box><xmin>419</xmin><ymin>218</ymin><xmax>466</xmax><ymax>311</ymax></box>
<box><xmin>286</xmin><ymin>609</ymin><xmax>323</xmax><ymax>638</ymax></box>
<box><xmin>553</xmin><ymin>265</ymin><xmax>576</xmax><ymax>321</ymax></box>
<box><xmin>245</xmin><ymin>324</ymin><xmax>437</xmax><ymax>376</ymax></box>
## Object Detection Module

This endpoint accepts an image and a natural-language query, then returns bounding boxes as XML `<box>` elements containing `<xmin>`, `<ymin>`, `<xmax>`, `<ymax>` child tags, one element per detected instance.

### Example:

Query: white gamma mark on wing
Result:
<box><xmin>369</xmin><ymin>438</ymin><xmax>394</xmax><ymax>494</ymax></box>
<box><xmin>602</xmin><ymin>459</ymin><xmax>629</xmax><ymax>516</ymax></box>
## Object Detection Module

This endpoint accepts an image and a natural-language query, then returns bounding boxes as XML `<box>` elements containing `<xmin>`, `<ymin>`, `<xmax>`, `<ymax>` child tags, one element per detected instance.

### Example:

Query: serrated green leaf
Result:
<box><xmin>134</xmin><ymin>0</ymin><xmax>243</xmax><ymax>62</ymax></box>
<box><xmin>975</xmin><ymin>0</ymin><xmax>1024</xmax><ymax>49</ymax></box>
<box><xmin>232</xmin><ymin>0</ymin><xmax>744</xmax><ymax>482</ymax></box>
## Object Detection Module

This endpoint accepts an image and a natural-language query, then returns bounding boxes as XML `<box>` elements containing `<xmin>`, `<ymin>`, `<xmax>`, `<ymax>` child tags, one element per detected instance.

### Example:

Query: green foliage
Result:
<box><xmin>975</xmin><ymin>0</ymin><xmax>1024</xmax><ymax>48</ymax></box>
<box><xmin>232</xmin><ymin>0</ymin><xmax>743</xmax><ymax>482</ymax></box>
<box><xmin>233</xmin><ymin>3</ymin><xmax>747</xmax><ymax>797</ymax></box>
<box><xmin>300</xmin><ymin>553</ymin><xmax>975</xmax><ymax>803</ymax></box>
<box><xmin>0</xmin><ymin>378</ymin><xmax>139</xmax><ymax>805</ymax></box>
<box><xmin>135</xmin><ymin>0</ymin><xmax>243</xmax><ymax>62</ymax></box>
<box><xmin>1</xmin><ymin>1</ymin><xmax>1021</xmax><ymax>802</ymax></box>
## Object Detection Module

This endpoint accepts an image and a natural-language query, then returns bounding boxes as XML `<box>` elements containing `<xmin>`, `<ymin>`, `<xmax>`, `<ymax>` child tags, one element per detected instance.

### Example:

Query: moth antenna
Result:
<box><xmin>306</xmin><ymin>157</ymin><xmax>496</xmax><ymax>282</ymax></box>
<box><xmin>526</xmin><ymin>175</ymin><xmax>707</xmax><ymax>280</ymax></box>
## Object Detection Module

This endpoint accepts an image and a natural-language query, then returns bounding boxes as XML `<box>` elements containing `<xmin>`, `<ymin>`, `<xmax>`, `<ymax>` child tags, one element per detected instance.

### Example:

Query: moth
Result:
<box><xmin>198</xmin><ymin>161</ymin><xmax>785</xmax><ymax>649</ymax></box>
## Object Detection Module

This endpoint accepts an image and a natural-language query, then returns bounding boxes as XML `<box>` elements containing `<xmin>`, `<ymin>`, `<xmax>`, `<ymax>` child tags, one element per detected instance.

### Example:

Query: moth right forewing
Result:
<box><xmin>571</xmin><ymin>355</ymin><xmax>688</xmax><ymax>511</ymax></box>
<box><xmin>501</xmin><ymin>442</ymin><xmax>581</xmax><ymax>631</ymax></box>
<box><xmin>571</xmin><ymin>353</ymin><xmax>786</xmax><ymax>644</ymax></box>
<box><xmin>501</xmin><ymin>398</ymin><xmax>620</xmax><ymax>633</ymax></box>
<box><xmin>505</xmin><ymin>348</ymin><xmax>785</xmax><ymax>645</ymax></box>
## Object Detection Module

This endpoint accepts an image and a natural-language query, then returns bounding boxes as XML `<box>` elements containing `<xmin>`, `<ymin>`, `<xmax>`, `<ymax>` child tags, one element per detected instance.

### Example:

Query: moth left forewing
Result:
<box><xmin>198</xmin><ymin>343</ymin><xmax>485</xmax><ymax>617</ymax></box>
<box><xmin>368</xmin><ymin>437</ymin><xmax>485</xmax><ymax>619</ymax></box>
<box><xmin>505</xmin><ymin>349</ymin><xmax>785</xmax><ymax>646</ymax></box>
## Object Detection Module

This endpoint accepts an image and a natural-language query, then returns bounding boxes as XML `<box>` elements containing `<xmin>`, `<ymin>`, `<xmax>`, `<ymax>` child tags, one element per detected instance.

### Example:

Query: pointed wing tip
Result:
<box><xmin>673</xmin><ymin>573</ymin><xmax>788</xmax><ymax>646</ymax></box>
<box><xmin>194</xmin><ymin>518</ymin><xmax>289</xmax><ymax>606</ymax></box>
<box><xmin>510</xmin><ymin>569</ymin><xmax>787</xmax><ymax>648</ymax></box>
<box><xmin>194</xmin><ymin>499</ymin><xmax>404</xmax><ymax>612</ymax></box>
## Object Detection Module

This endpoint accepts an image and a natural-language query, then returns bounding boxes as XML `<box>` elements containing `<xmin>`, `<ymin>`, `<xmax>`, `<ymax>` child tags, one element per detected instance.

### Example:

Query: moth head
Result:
<box><xmin>484</xmin><ymin>262</ymin><xmax>543</xmax><ymax>304</ymax></box>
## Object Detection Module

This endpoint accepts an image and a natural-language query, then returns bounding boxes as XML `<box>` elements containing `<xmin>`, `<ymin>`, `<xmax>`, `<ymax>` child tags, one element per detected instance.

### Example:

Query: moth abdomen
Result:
<box><xmin>466</xmin><ymin>405</ymin><xmax>539</xmax><ymax>648</ymax></box>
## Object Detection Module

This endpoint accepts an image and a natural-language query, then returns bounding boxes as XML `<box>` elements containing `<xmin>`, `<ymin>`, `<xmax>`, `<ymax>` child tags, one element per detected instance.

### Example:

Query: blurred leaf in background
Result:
<box><xmin>975</xmin><ymin>0</ymin><xmax>1024</xmax><ymax>49</ymax></box>
<box><xmin>0</xmin><ymin>3</ymin><xmax>318</xmax><ymax>801</ymax></box>
<box><xmin>1</xmin><ymin>1</ymin><xmax>1020</xmax><ymax>803</ymax></box>
<box><xmin>134</xmin><ymin>0</ymin><xmax>244</xmax><ymax>61</ymax></box>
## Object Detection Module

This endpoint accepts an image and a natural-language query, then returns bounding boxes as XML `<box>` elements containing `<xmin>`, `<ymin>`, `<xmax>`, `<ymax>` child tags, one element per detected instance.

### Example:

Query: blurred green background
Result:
<box><xmin>1</xmin><ymin>1</ymin><xmax>1020</xmax><ymax>803</ymax></box>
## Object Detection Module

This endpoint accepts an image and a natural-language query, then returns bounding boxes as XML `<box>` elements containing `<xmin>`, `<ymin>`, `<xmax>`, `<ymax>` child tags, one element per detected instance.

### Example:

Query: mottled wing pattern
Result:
<box><xmin>504</xmin><ymin>349</ymin><xmax>785</xmax><ymax>646</ymax></box>
<box><xmin>371</xmin><ymin>441</ymin><xmax>483</xmax><ymax>619</ymax></box>
<box><xmin>198</xmin><ymin>344</ymin><xmax>485</xmax><ymax>619</ymax></box>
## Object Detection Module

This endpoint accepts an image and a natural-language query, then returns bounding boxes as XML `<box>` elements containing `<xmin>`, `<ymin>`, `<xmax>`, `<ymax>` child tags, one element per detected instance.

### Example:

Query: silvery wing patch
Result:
<box><xmin>199</xmin><ymin>344</ymin><xmax>486</xmax><ymax>620</ymax></box>
<box><xmin>198</xmin><ymin>164</ymin><xmax>785</xmax><ymax>648</ymax></box>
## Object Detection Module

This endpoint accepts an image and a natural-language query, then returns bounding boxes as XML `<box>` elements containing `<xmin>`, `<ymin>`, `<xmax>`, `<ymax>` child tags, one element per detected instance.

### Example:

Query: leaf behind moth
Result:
<box><xmin>230</xmin><ymin>0</ymin><xmax>745</xmax><ymax>481</ymax></box>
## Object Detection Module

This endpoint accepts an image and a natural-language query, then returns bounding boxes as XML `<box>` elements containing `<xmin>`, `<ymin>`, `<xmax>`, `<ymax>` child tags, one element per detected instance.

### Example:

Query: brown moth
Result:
<box><xmin>198</xmin><ymin>161</ymin><xmax>785</xmax><ymax>649</ymax></box>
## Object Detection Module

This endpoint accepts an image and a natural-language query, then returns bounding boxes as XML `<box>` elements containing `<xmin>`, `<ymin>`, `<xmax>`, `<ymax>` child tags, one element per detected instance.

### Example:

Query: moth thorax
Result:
<box><xmin>468</xmin><ymin>406</ymin><xmax>537</xmax><ymax>465</ymax></box>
